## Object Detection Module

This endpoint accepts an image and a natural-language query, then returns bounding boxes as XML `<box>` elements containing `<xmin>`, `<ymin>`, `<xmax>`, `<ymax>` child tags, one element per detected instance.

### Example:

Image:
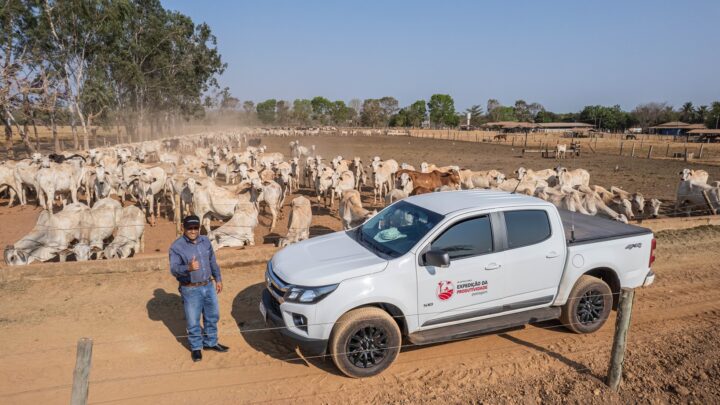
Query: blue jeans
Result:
<box><xmin>180</xmin><ymin>282</ymin><xmax>219</xmax><ymax>351</ymax></box>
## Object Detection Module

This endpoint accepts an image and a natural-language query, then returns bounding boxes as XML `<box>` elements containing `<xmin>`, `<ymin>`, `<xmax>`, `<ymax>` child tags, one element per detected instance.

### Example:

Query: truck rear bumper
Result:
<box><xmin>642</xmin><ymin>270</ymin><xmax>655</xmax><ymax>287</ymax></box>
<box><xmin>261</xmin><ymin>289</ymin><xmax>328</xmax><ymax>356</ymax></box>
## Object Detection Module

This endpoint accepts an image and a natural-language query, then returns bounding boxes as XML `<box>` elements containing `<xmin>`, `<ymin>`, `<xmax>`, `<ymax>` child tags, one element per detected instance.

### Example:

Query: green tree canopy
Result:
<box><xmin>427</xmin><ymin>94</ymin><xmax>458</xmax><ymax>127</ymax></box>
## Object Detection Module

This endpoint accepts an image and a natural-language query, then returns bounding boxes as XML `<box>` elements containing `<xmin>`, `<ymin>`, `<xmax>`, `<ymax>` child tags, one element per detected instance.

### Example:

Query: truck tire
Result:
<box><xmin>329</xmin><ymin>307</ymin><xmax>401</xmax><ymax>378</ymax></box>
<box><xmin>560</xmin><ymin>275</ymin><xmax>612</xmax><ymax>334</ymax></box>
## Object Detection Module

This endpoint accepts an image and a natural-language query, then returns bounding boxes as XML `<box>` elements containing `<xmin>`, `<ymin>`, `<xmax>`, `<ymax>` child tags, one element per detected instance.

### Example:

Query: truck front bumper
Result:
<box><xmin>261</xmin><ymin>289</ymin><xmax>328</xmax><ymax>356</ymax></box>
<box><xmin>642</xmin><ymin>269</ymin><xmax>655</xmax><ymax>287</ymax></box>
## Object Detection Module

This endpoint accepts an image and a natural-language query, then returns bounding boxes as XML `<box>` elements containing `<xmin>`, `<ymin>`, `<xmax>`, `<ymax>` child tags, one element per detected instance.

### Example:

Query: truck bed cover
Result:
<box><xmin>558</xmin><ymin>209</ymin><xmax>652</xmax><ymax>245</ymax></box>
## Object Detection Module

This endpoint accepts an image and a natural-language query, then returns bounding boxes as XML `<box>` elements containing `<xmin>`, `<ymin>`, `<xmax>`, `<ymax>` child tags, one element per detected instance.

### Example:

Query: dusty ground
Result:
<box><xmin>0</xmin><ymin>224</ymin><xmax>719</xmax><ymax>404</ymax></box>
<box><xmin>1</xmin><ymin>135</ymin><xmax>719</xmax><ymax>404</ymax></box>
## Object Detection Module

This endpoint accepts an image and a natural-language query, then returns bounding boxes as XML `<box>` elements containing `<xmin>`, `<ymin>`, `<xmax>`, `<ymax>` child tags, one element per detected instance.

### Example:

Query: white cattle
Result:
<box><xmin>187</xmin><ymin>178</ymin><xmax>240</xmax><ymax>234</ymax></box>
<box><xmin>556</xmin><ymin>144</ymin><xmax>567</xmax><ymax>159</ymax></box>
<box><xmin>72</xmin><ymin>198</ymin><xmax>123</xmax><ymax>261</ymax></box>
<box><xmin>330</xmin><ymin>170</ymin><xmax>355</xmax><ymax>207</ymax></box>
<box><xmin>555</xmin><ymin>166</ymin><xmax>590</xmax><ymax>188</ymax></box>
<box><xmin>131</xmin><ymin>166</ymin><xmax>168</xmax><ymax>226</ymax></box>
<box><xmin>675</xmin><ymin>180</ymin><xmax>720</xmax><ymax>215</ymax></box>
<box><xmin>649</xmin><ymin>198</ymin><xmax>662</xmax><ymax>218</ymax></box>
<box><xmin>278</xmin><ymin>196</ymin><xmax>312</xmax><ymax>247</ymax></box>
<box><xmin>103</xmin><ymin>205</ymin><xmax>146</xmax><ymax>259</ymax></box>
<box><xmin>255</xmin><ymin>179</ymin><xmax>284</xmax><ymax>231</ymax></box>
<box><xmin>515</xmin><ymin>167</ymin><xmax>556</xmax><ymax>183</ymax></box>
<box><xmin>4</xmin><ymin>203</ymin><xmax>89</xmax><ymax>265</ymax></box>
<box><xmin>35</xmin><ymin>162</ymin><xmax>85</xmax><ymax>212</ymax></box>
<box><xmin>208</xmin><ymin>183</ymin><xmax>259</xmax><ymax>250</ymax></box>
<box><xmin>275</xmin><ymin>161</ymin><xmax>294</xmax><ymax>198</ymax></box>
<box><xmin>13</xmin><ymin>159</ymin><xmax>42</xmax><ymax>205</ymax></box>
<box><xmin>0</xmin><ymin>163</ymin><xmax>20</xmax><ymax>207</ymax></box>
<box><xmin>679</xmin><ymin>168</ymin><xmax>709</xmax><ymax>184</ymax></box>
<box><xmin>610</xmin><ymin>186</ymin><xmax>646</xmax><ymax>217</ymax></box>
<box><xmin>339</xmin><ymin>189</ymin><xmax>377</xmax><ymax>230</ymax></box>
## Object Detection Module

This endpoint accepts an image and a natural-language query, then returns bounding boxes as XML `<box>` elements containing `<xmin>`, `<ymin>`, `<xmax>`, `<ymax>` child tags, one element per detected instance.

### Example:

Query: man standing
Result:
<box><xmin>169</xmin><ymin>215</ymin><xmax>229</xmax><ymax>362</ymax></box>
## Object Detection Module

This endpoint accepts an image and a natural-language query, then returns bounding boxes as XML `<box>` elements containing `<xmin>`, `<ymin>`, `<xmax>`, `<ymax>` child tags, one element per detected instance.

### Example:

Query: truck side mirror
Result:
<box><xmin>425</xmin><ymin>250</ymin><xmax>450</xmax><ymax>268</ymax></box>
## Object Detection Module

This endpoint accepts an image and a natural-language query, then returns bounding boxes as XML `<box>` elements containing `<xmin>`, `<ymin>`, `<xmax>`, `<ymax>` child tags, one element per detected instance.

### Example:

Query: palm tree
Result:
<box><xmin>696</xmin><ymin>105</ymin><xmax>709</xmax><ymax>124</ymax></box>
<box><xmin>680</xmin><ymin>102</ymin><xmax>695</xmax><ymax>123</ymax></box>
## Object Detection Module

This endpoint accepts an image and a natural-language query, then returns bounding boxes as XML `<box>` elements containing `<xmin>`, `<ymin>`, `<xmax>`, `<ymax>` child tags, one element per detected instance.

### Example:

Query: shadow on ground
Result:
<box><xmin>147</xmin><ymin>288</ymin><xmax>189</xmax><ymax>350</ymax></box>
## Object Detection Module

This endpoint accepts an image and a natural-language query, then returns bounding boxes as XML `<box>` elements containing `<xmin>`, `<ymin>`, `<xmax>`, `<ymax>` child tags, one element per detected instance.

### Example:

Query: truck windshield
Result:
<box><xmin>357</xmin><ymin>201</ymin><xmax>443</xmax><ymax>258</ymax></box>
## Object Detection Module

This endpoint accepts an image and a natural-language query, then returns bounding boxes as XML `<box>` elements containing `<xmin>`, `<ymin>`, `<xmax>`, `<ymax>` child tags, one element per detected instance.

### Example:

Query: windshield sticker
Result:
<box><xmin>436</xmin><ymin>281</ymin><xmax>454</xmax><ymax>301</ymax></box>
<box><xmin>456</xmin><ymin>279</ymin><xmax>488</xmax><ymax>296</ymax></box>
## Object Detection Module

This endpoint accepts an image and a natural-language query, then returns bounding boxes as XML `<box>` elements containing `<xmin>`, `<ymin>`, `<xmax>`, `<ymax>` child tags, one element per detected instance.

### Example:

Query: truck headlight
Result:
<box><xmin>285</xmin><ymin>284</ymin><xmax>338</xmax><ymax>304</ymax></box>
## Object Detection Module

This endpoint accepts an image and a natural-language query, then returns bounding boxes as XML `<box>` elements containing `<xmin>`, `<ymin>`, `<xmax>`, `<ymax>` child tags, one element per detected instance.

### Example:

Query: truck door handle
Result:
<box><xmin>485</xmin><ymin>263</ymin><xmax>501</xmax><ymax>270</ymax></box>
<box><xmin>546</xmin><ymin>251</ymin><xmax>559</xmax><ymax>258</ymax></box>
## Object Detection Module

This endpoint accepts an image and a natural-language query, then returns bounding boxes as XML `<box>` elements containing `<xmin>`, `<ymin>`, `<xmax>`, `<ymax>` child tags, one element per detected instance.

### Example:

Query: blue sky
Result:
<box><xmin>163</xmin><ymin>0</ymin><xmax>719</xmax><ymax>112</ymax></box>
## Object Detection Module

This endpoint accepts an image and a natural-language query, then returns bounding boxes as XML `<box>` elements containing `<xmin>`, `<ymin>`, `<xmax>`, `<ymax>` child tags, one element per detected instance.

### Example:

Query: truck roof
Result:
<box><xmin>403</xmin><ymin>189</ymin><xmax>553</xmax><ymax>215</ymax></box>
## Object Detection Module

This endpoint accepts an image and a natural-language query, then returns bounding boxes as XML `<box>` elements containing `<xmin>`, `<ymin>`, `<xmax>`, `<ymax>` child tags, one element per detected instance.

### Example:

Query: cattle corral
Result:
<box><xmin>1</xmin><ymin>131</ymin><xmax>719</xmax><ymax>260</ymax></box>
<box><xmin>1</xmin><ymin>130</ymin><xmax>720</xmax><ymax>403</ymax></box>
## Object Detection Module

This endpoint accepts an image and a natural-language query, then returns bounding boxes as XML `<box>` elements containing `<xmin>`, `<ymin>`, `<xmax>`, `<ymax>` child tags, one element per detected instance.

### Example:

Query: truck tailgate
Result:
<box><xmin>558</xmin><ymin>209</ymin><xmax>652</xmax><ymax>245</ymax></box>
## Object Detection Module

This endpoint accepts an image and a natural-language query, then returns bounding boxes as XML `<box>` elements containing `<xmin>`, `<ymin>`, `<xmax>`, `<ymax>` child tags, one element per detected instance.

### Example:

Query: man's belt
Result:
<box><xmin>180</xmin><ymin>280</ymin><xmax>210</xmax><ymax>287</ymax></box>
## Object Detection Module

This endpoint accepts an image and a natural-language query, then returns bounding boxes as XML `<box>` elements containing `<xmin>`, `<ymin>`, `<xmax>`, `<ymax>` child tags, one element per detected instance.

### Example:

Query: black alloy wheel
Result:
<box><xmin>347</xmin><ymin>326</ymin><xmax>389</xmax><ymax>368</ymax></box>
<box><xmin>576</xmin><ymin>289</ymin><xmax>604</xmax><ymax>325</ymax></box>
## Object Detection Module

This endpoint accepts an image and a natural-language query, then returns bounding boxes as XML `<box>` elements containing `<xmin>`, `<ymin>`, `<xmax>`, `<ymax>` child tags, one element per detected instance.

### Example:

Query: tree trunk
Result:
<box><xmin>51</xmin><ymin>113</ymin><xmax>60</xmax><ymax>152</ymax></box>
<box><xmin>2</xmin><ymin>115</ymin><xmax>14</xmax><ymax>159</ymax></box>
<box><xmin>5</xmin><ymin>109</ymin><xmax>35</xmax><ymax>155</ymax></box>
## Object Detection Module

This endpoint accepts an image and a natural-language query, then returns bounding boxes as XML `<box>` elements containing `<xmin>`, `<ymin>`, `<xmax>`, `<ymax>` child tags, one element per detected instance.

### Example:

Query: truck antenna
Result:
<box><xmin>571</xmin><ymin>212</ymin><xmax>576</xmax><ymax>242</ymax></box>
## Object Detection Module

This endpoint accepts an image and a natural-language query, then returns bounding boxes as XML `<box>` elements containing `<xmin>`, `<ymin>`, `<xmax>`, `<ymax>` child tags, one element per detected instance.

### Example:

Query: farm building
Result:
<box><xmin>536</xmin><ymin>122</ymin><xmax>595</xmax><ymax>133</ymax></box>
<box><xmin>649</xmin><ymin>121</ymin><xmax>706</xmax><ymax>136</ymax></box>
<box><xmin>687</xmin><ymin>128</ymin><xmax>720</xmax><ymax>142</ymax></box>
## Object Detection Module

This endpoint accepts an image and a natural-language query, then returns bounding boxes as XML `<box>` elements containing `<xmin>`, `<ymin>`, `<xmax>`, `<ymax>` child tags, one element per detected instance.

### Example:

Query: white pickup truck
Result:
<box><xmin>260</xmin><ymin>190</ymin><xmax>656</xmax><ymax>378</ymax></box>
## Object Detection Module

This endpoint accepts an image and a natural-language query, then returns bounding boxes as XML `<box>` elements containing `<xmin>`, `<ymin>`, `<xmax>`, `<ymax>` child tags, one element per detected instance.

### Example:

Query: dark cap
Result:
<box><xmin>183</xmin><ymin>215</ymin><xmax>201</xmax><ymax>228</ymax></box>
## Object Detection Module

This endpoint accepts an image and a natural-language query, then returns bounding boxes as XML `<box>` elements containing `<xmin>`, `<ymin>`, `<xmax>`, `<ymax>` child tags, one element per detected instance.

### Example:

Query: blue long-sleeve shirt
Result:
<box><xmin>169</xmin><ymin>235</ymin><xmax>222</xmax><ymax>284</ymax></box>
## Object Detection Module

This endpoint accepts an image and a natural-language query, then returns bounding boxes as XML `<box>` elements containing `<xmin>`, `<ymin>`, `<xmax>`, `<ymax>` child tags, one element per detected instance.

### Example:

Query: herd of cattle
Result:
<box><xmin>0</xmin><ymin>130</ymin><xmax>718</xmax><ymax>266</ymax></box>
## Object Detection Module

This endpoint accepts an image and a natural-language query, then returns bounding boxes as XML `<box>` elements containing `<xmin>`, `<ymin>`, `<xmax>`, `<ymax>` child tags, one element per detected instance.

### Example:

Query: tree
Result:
<box><xmin>311</xmin><ymin>96</ymin><xmax>333</xmax><ymax>124</ymax></box>
<box><xmin>696</xmin><ymin>105</ymin><xmax>708</xmax><ymax>124</ymax></box>
<box><xmin>631</xmin><ymin>102</ymin><xmax>675</xmax><ymax>129</ymax></box>
<box><xmin>407</xmin><ymin>100</ymin><xmax>426</xmax><ymax>127</ymax></box>
<box><xmin>219</xmin><ymin>88</ymin><xmax>239</xmax><ymax>111</ymax></box>
<box><xmin>486</xmin><ymin>98</ymin><xmax>501</xmax><ymax>122</ymax></box>
<box><xmin>680</xmin><ymin>102</ymin><xmax>695</xmax><ymax>123</ymax></box>
<box><xmin>292</xmin><ymin>99</ymin><xmax>312</xmax><ymax>125</ymax></box>
<box><xmin>464</xmin><ymin>105</ymin><xmax>484</xmax><ymax>127</ymax></box>
<box><xmin>513</xmin><ymin>100</ymin><xmax>532</xmax><ymax>122</ymax></box>
<box><xmin>378</xmin><ymin>96</ymin><xmax>399</xmax><ymax>119</ymax></box>
<box><xmin>256</xmin><ymin>99</ymin><xmax>277</xmax><ymax>124</ymax></box>
<box><xmin>243</xmin><ymin>100</ymin><xmax>255</xmax><ymax>114</ymax></box>
<box><xmin>579</xmin><ymin>105</ymin><xmax>630</xmax><ymax>131</ymax></box>
<box><xmin>427</xmin><ymin>94</ymin><xmax>458</xmax><ymax>127</ymax></box>
<box><xmin>329</xmin><ymin>100</ymin><xmax>354</xmax><ymax>125</ymax></box>
<box><xmin>706</xmin><ymin>102</ymin><xmax>720</xmax><ymax>129</ymax></box>
<box><xmin>360</xmin><ymin>99</ymin><xmax>384</xmax><ymax>127</ymax></box>
<box><xmin>275</xmin><ymin>100</ymin><xmax>290</xmax><ymax>124</ymax></box>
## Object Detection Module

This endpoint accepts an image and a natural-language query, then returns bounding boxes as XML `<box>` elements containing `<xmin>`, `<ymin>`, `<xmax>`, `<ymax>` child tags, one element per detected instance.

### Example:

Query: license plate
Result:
<box><xmin>259</xmin><ymin>301</ymin><xmax>267</xmax><ymax>321</ymax></box>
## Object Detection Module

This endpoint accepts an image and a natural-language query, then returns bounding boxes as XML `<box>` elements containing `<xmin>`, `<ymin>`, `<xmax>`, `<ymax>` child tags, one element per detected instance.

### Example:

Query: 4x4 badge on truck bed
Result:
<box><xmin>625</xmin><ymin>243</ymin><xmax>642</xmax><ymax>250</ymax></box>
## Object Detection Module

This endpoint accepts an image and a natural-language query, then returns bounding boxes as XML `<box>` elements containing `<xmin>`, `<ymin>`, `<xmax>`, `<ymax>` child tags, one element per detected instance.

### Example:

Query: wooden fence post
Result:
<box><xmin>702</xmin><ymin>190</ymin><xmax>717</xmax><ymax>215</ymax></box>
<box><xmin>71</xmin><ymin>338</ymin><xmax>93</xmax><ymax>405</ymax></box>
<box><xmin>619</xmin><ymin>142</ymin><xmax>624</xmax><ymax>156</ymax></box>
<box><xmin>665</xmin><ymin>143</ymin><xmax>670</xmax><ymax>157</ymax></box>
<box><xmin>699</xmin><ymin>144</ymin><xmax>705</xmax><ymax>159</ymax></box>
<box><xmin>684</xmin><ymin>147</ymin><xmax>689</xmax><ymax>162</ymax></box>
<box><xmin>647</xmin><ymin>145</ymin><xmax>653</xmax><ymax>159</ymax></box>
<box><xmin>606</xmin><ymin>288</ymin><xmax>635</xmax><ymax>392</ymax></box>
<box><xmin>630</xmin><ymin>143</ymin><xmax>636</xmax><ymax>158</ymax></box>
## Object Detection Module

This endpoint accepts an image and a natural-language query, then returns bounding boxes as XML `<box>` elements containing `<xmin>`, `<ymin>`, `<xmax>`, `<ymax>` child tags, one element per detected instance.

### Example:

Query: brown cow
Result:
<box><xmin>410</xmin><ymin>186</ymin><xmax>434</xmax><ymax>196</ymax></box>
<box><xmin>396</xmin><ymin>169</ymin><xmax>461</xmax><ymax>191</ymax></box>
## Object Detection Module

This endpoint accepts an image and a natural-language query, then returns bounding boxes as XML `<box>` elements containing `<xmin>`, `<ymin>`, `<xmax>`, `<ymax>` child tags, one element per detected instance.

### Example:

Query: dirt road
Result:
<box><xmin>1</xmin><ymin>224</ymin><xmax>719</xmax><ymax>404</ymax></box>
